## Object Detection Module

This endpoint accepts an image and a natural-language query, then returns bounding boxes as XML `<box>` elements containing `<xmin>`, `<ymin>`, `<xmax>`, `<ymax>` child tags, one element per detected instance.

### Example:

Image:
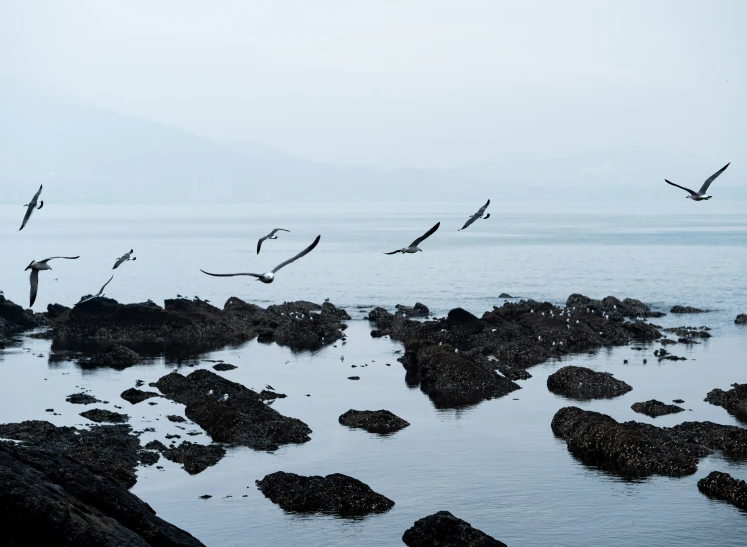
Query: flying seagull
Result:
<box><xmin>665</xmin><ymin>163</ymin><xmax>730</xmax><ymax>201</ymax></box>
<box><xmin>384</xmin><ymin>222</ymin><xmax>440</xmax><ymax>254</ymax></box>
<box><xmin>257</xmin><ymin>228</ymin><xmax>290</xmax><ymax>254</ymax></box>
<box><xmin>201</xmin><ymin>235</ymin><xmax>321</xmax><ymax>284</ymax></box>
<box><xmin>19</xmin><ymin>185</ymin><xmax>43</xmax><ymax>231</ymax></box>
<box><xmin>459</xmin><ymin>200</ymin><xmax>490</xmax><ymax>231</ymax></box>
<box><xmin>79</xmin><ymin>275</ymin><xmax>114</xmax><ymax>304</ymax></box>
<box><xmin>25</xmin><ymin>256</ymin><xmax>80</xmax><ymax>307</ymax></box>
<box><xmin>113</xmin><ymin>249</ymin><xmax>136</xmax><ymax>269</ymax></box>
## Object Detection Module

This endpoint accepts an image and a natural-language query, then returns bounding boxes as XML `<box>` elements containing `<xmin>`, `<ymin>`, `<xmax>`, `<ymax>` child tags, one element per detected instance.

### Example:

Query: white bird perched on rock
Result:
<box><xmin>257</xmin><ymin>228</ymin><xmax>290</xmax><ymax>254</ymax></box>
<box><xmin>459</xmin><ymin>200</ymin><xmax>490</xmax><ymax>231</ymax></box>
<box><xmin>384</xmin><ymin>222</ymin><xmax>440</xmax><ymax>254</ymax></box>
<box><xmin>665</xmin><ymin>162</ymin><xmax>730</xmax><ymax>201</ymax></box>
<box><xmin>201</xmin><ymin>235</ymin><xmax>320</xmax><ymax>284</ymax></box>
<box><xmin>79</xmin><ymin>275</ymin><xmax>114</xmax><ymax>304</ymax></box>
<box><xmin>113</xmin><ymin>249</ymin><xmax>136</xmax><ymax>269</ymax></box>
<box><xmin>25</xmin><ymin>256</ymin><xmax>80</xmax><ymax>307</ymax></box>
<box><xmin>19</xmin><ymin>185</ymin><xmax>43</xmax><ymax>231</ymax></box>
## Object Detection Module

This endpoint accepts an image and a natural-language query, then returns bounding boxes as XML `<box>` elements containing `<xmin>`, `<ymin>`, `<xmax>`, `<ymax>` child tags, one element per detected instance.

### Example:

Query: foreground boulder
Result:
<box><xmin>631</xmin><ymin>400</ymin><xmax>684</xmax><ymax>417</ymax></box>
<box><xmin>552</xmin><ymin>407</ymin><xmax>747</xmax><ymax>478</ymax></box>
<box><xmin>338</xmin><ymin>409</ymin><xmax>410</xmax><ymax>434</ymax></box>
<box><xmin>162</xmin><ymin>441</ymin><xmax>226</xmax><ymax>474</ymax></box>
<box><xmin>706</xmin><ymin>383</ymin><xmax>747</xmax><ymax>423</ymax></box>
<box><xmin>402</xmin><ymin>511</ymin><xmax>506</xmax><ymax>547</ymax></box>
<box><xmin>547</xmin><ymin>366</ymin><xmax>632</xmax><ymax>400</ymax></box>
<box><xmin>153</xmin><ymin>369</ymin><xmax>311</xmax><ymax>450</ymax></box>
<box><xmin>256</xmin><ymin>471</ymin><xmax>394</xmax><ymax>516</ymax></box>
<box><xmin>0</xmin><ymin>442</ymin><xmax>203</xmax><ymax>547</ymax></box>
<box><xmin>697</xmin><ymin>471</ymin><xmax>747</xmax><ymax>511</ymax></box>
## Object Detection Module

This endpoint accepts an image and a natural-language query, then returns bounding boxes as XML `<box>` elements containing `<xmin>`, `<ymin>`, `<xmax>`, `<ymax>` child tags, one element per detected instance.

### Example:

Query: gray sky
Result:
<box><xmin>1</xmin><ymin>0</ymin><xmax>745</xmax><ymax>168</ymax></box>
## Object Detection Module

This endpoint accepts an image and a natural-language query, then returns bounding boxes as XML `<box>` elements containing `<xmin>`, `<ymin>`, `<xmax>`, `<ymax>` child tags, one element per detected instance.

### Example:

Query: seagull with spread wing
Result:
<box><xmin>113</xmin><ymin>249</ymin><xmax>136</xmax><ymax>269</ymax></box>
<box><xmin>19</xmin><ymin>185</ymin><xmax>43</xmax><ymax>231</ymax></box>
<box><xmin>79</xmin><ymin>275</ymin><xmax>114</xmax><ymax>304</ymax></box>
<box><xmin>459</xmin><ymin>200</ymin><xmax>490</xmax><ymax>231</ymax></box>
<box><xmin>25</xmin><ymin>256</ymin><xmax>80</xmax><ymax>307</ymax></box>
<box><xmin>665</xmin><ymin>163</ymin><xmax>730</xmax><ymax>201</ymax></box>
<box><xmin>201</xmin><ymin>235</ymin><xmax>320</xmax><ymax>284</ymax></box>
<box><xmin>257</xmin><ymin>228</ymin><xmax>290</xmax><ymax>254</ymax></box>
<box><xmin>384</xmin><ymin>222</ymin><xmax>440</xmax><ymax>254</ymax></box>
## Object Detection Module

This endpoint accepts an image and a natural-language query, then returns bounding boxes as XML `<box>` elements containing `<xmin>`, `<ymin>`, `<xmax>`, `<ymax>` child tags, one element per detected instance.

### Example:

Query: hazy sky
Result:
<box><xmin>1</xmin><ymin>0</ymin><xmax>745</xmax><ymax>168</ymax></box>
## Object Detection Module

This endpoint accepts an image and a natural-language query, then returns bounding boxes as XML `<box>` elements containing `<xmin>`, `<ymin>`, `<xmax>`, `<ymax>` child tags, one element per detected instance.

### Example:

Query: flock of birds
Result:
<box><xmin>16</xmin><ymin>162</ymin><xmax>731</xmax><ymax>307</ymax></box>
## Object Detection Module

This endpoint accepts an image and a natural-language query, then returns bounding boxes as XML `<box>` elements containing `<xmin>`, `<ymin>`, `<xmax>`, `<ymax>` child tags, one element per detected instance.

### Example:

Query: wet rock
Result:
<box><xmin>736</xmin><ymin>314</ymin><xmax>747</xmax><ymax>325</ymax></box>
<box><xmin>320</xmin><ymin>301</ymin><xmax>352</xmax><ymax>320</ymax></box>
<box><xmin>255</xmin><ymin>471</ymin><xmax>394</xmax><ymax>516</ymax></box>
<box><xmin>259</xmin><ymin>390</ymin><xmax>287</xmax><ymax>400</ymax></box>
<box><xmin>65</xmin><ymin>392</ymin><xmax>101</xmax><ymax>405</ymax></box>
<box><xmin>631</xmin><ymin>400</ymin><xmax>684</xmax><ymax>417</ymax></box>
<box><xmin>162</xmin><ymin>441</ymin><xmax>226</xmax><ymax>475</ymax></box>
<box><xmin>145</xmin><ymin>440</ymin><xmax>167</xmax><ymax>452</ymax></box>
<box><xmin>0</xmin><ymin>442</ymin><xmax>204</xmax><ymax>547</ymax></box>
<box><xmin>339</xmin><ymin>409</ymin><xmax>410</xmax><ymax>434</ymax></box>
<box><xmin>79</xmin><ymin>344</ymin><xmax>142</xmax><ymax>369</ymax></box>
<box><xmin>80</xmin><ymin>409</ymin><xmax>130</xmax><ymax>424</ymax></box>
<box><xmin>663</xmin><ymin>326</ymin><xmax>711</xmax><ymax>340</ymax></box>
<box><xmin>395</xmin><ymin>302</ymin><xmax>430</xmax><ymax>318</ymax></box>
<box><xmin>121</xmin><ymin>388</ymin><xmax>160</xmax><ymax>405</ymax></box>
<box><xmin>402</xmin><ymin>510</ymin><xmax>506</xmax><ymax>547</ymax></box>
<box><xmin>212</xmin><ymin>363</ymin><xmax>237</xmax><ymax>371</ymax></box>
<box><xmin>705</xmin><ymin>383</ymin><xmax>747</xmax><ymax>423</ymax></box>
<box><xmin>498</xmin><ymin>293</ymin><xmax>514</xmax><ymax>298</ymax></box>
<box><xmin>671</xmin><ymin>305</ymin><xmax>707</xmax><ymax>314</ymax></box>
<box><xmin>167</xmin><ymin>415</ymin><xmax>186</xmax><ymax>423</ymax></box>
<box><xmin>153</xmin><ymin>370</ymin><xmax>311</xmax><ymax>450</ymax></box>
<box><xmin>547</xmin><ymin>366</ymin><xmax>632</xmax><ymax>400</ymax></box>
<box><xmin>673</xmin><ymin>399</ymin><xmax>685</xmax><ymax>404</ymax></box>
<box><xmin>0</xmin><ymin>294</ymin><xmax>49</xmax><ymax>347</ymax></box>
<box><xmin>566</xmin><ymin>294</ymin><xmax>665</xmax><ymax>318</ymax></box>
<box><xmin>697</xmin><ymin>471</ymin><xmax>747</xmax><ymax>511</ymax></box>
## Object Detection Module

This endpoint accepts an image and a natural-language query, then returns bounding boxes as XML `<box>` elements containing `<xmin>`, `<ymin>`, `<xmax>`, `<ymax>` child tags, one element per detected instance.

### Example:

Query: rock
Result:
<box><xmin>547</xmin><ymin>366</ymin><xmax>632</xmax><ymax>400</ymax></box>
<box><xmin>736</xmin><ymin>314</ymin><xmax>747</xmax><ymax>325</ymax></box>
<box><xmin>631</xmin><ymin>400</ymin><xmax>684</xmax><ymax>417</ymax></box>
<box><xmin>0</xmin><ymin>442</ymin><xmax>204</xmax><ymax>546</ymax></box>
<box><xmin>395</xmin><ymin>302</ymin><xmax>430</xmax><ymax>318</ymax></box>
<box><xmin>80</xmin><ymin>409</ymin><xmax>130</xmax><ymax>424</ymax></box>
<box><xmin>0</xmin><ymin>293</ymin><xmax>49</xmax><ymax>347</ymax></box>
<box><xmin>162</xmin><ymin>441</ymin><xmax>226</xmax><ymax>474</ymax></box>
<box><xmin>697</xmin><ymin>471</ymin><xmax>747</xmax><ymax>511</ymax></box>
<box><xmin>65</xmin><ymin>392</ymin><xmax>101</xmax><ymax>405</ymax></box>
<box><xmin>705</xmin><ymin>383</ymin><xmax>747</xmax><ymax>423</ymax></box>
<box><xmin>498</xmin><ymin>293</ymin><xmax>513</xmax><ymax>299</ymax></box>
<box><xmin>167</xmin><ymin>415</ymin><xmax>186</xmax><ymax>423</ymax></box>
<box><xmin>212</xmin><ymin>363</ymin><xmax>237</xmax><ymax>371</ymax></box>
<box><xmin>259</xmin><ymin>390</ymin><xmax>287</xmax><ymax>400</ymax></box>
<box><xmin>153</xmin><ymin>370</ymin><xmax>311</xmax><ymax>450</ymax></box>
<box><xmin>670</xmin><ymin>305</ymin><xmax>706</xmax><ymax>314</ymax></box>
<box><xmin>145</xmin><ymin>440</ymin><xmax>167</xmax><ymax>452</ymax></box>
<box><xmin>402</xmin><ymin>511</ymin><xmax>506</xmax><ymax>547</ymax></box>
<box><xmin>663</xmin><ymin>326</ymin><xmax>711</xmax><ymax>340</ymax></box>
<box><xmin>566</xmin><ymin>294</ymin><xmax>664</xmax><ymax>319</ymax></box>
<box><xmin>673</xmin><ymin>399</ymin><xmax>685</xmax><ymax>404</ymax></box>
<box><xmin>79</xmin><ymin>344</ymin><xmax>142</xmax><ymax>369</ymax></box>
<box><xmin>255</xmin><ymin>471</ymin><xmax>394</xmax><ymax>516</ymax></box>
<box><xmin>120</xmin><ymin>388</ymin><xmax>160</xmax><ymax>405</ymax></box>
<box><xmin>338</xmin><ymin>409</ymin><xmax>410</xmax><ymax>434</ymax></box>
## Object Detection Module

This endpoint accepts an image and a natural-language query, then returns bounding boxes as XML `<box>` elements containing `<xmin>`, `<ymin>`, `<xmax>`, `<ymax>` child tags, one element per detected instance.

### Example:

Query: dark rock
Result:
<box><xmin>671</xmin><ymin>305</ymin><xmax>706</xmax><ymax>314</ymax></box>
<box><xmin>153</xmin><ymin>370</ymin><xmax>311</xmax><ymax>450</ymax></box>
<box><xmin>660</xmin><ymin>338</ymin><xmax>678</xmax><ymax>345</ymax></box>
<box><xmin>212</xmin><ymin>363</ymin><xmax>237</xmax><ymax>371</ymax></box>
<box><xmin>65</xmin><ymin>392</ymin><xmax>101</xmax><ymax>405</ymax></box>
<box><xmin>547</xmin><ymin>366</ymin><xmax>632</xmax><ymax>400</ymax></box>
<box><xmin>347</xmin><ymin>376</ymin><xmax>360</xmax><ymax>380</ymax></box>
<box><xmin>145</xmin><ymin>440</ymin><xmax>167</xmax><ymax>452</ymax></box>
<box><xmin>0</xmin><ymin>442</ymin><xmax>204</xmax><ymax>546</ymax></box>
<box><xmin>0</xmin><ymin>294</ymin><xmax>49</xmax><ymax>347</ymax></box>
<box><xmin>402</xmin><ymin>510</ymin><xmax>506</xmax><ymax>547</ymax></box>
<box><xmin>339</xmin><ymin>409</ymin><xmax>410</xmax><ymax>434</ymax></box>
<box><xmin>259</xmin><ymin>390</ymin><xmax>287</xmax><ymax>400</ymax></box>
<box><xmin>162</xmin><ymin>441</ymin><xmax>226</xmax><ymax>474</ymax></box>
<box><xmin>320</xmin><ymin>301</ymin><xmax>352</xmax><ymax>320</ymax></box>
<box><xmin>256</xmin><ymin>471</ymin><xmax>394</xmax><ymax>516</ymax></box>
<box><xmin>736</xmin><ymin>314</ymin><xmax>747</xmax><ymax>325</ymax></box>
<box><xmin>498</xmin><ymin>293</ymin><xmax>514</xmax><ymax>298</ymax></box>
<box><xmin>697</xmin><ymin>471</ymin><xmax>747</xmax><ymax>511</ymax></box>
<box><xmin>167</xmin><ymin>415</ymin><xmax>186</xmax><ymax>423</ymax></box>
<box><xmin>631</xmin><ymin>400</ymin><xmax>684</xmax><ymax>417</ymax></box>
<box><xmin>79</xmin><ymin>344</ymin><xmax>142</xmax><ymax>369</ymax></box>
<box><xmin>705</xmin><ymin>383</ymin><xmax>747</xmax><ymax>423</ymax></box>
<box><xmin>121</xmin><ymin>388</ymin><xmax>160</xmax><ymax>404</ymax></box>
<box><xmin>199</xmin><ymin>495</ymin><xmax>212</xmax><ymax>500</ymax></box>
<box><xmin>395</xmin><ymin>302</ymin><xmax>430</xmax><ymax>318</ymax></box>
<box><xmin>80</xmin><ymin>409</ymin><xmax>129</xmax><ymax>424</ymax></box>
<box><xmin>566</xmin><ymin>294</ymin><xmax>665</xmax><ymax>318</ymax></box>
<box><xmin>663</xmin><ymin>326</ymin><xmax>711</xmax><ymax>340</ymax></box>
<box><xmin>673</xmin><ymin>399</ymin><xmax>685</xmax><ymax>404</ymax></box>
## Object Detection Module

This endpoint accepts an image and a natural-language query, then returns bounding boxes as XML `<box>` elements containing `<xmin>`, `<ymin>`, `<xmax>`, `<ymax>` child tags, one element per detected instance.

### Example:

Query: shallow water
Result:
<box><xmin>1</xmin><ymin>205</ymin><xmax>747</xmax><ymax>545</ymax></box>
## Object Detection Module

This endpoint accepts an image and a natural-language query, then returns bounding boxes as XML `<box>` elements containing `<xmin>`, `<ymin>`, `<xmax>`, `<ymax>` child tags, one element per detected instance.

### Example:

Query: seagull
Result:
<box><xmin>257</xmin><ymin>228</ymin><xmax>290</xmax><ymax>254</ymax></box>
<box><xmin>201</xmin><ymin>235</ymin><xmax>320</xmax><ymax>284</ymax></box>
<box><xmin>384</xmin><ymin>222</ymin><xmax>440</xmax><ymax>254</ymax></box>
<box><xmin>459</xmin><ymin>200</ymin><xmax>490</xmax><ymax>231</ymax></box>
<box><xmin>19</xmin><ymin>185</ymin><xmax>43</xmax><ymax>231</ymax></box>
<box><xmin>79</xmin><ymin>275</ymin><xmax>114</xmax><ymax>303</ymax></box>
<box><xmin>113</xmin><ymin>249</ymin><xmax>136</xmax><ymax>269</ymax></box>
<box><xmin>665</xmin><ymin>163</ymin><xmax>730</xmax><ymax>201</ymax></box>
<box><xmin>25</xmin><ymin>256</ymin><xmax>80</xmax><ymax>307</ymax></box>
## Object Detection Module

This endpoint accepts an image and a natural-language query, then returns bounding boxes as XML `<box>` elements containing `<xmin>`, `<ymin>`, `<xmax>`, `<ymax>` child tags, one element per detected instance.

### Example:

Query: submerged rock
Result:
<box><xmin>697</xmin><ymin>471</ymin><xmax>747</xmax><ymax>511</ymax></box>
<box><xmin>79</xmin><ymin>344</ymin><xmax>142</xmax><ymax>369</ymax></box>
<box><xmin>65</xmin><ymin>392</ymin><xmax>101</xmax><ymax>405</ymax></box>
<box><xmin>670</xmin><ymin>305</ymin><xmax>707</xmax><ymax>314</ymax></box>
<box><xmin>402</xmin><ymin>510</ymin><xmax>506</xmax><ymax>547</ymax></box>
<box><xmin>663</xmin><ymin>326</ymin><xmax>711</xmax><ymax>340</ymax></box>
<box><xmin>631</xmin><ymin>400</ymin><xmax>684</xmax><ymax>417</ymax></box>
<box><xmin>153</xmin><ymin>369</ymin><xmax>311</xmax><ymax>450</ymax></box>
<box><xmin>212</xmin><ymin>363</ymin><xmax>237</xmax><ymax>371</ymax></box>
<box><xmin>547</xmin><ymin>366</ymin><xmax>632</xmax><ymax>400</ymax></box>
<box><xmin>256</xmin><ymin>471</ymin><xmax>394</xmax><ymax>516</ymax></box>
<box><xmin>338</xmin><ymin>409</ymin><xmax>410</xmax><ymax>434</ymax></box>
<box><xmin>80</xmin><ymin>409</ymin><xmax>130</xmax><ymax>424</ymax></box>
<box><xmin>162</xmin><ymin>441</ymin><xmax>226</xmax><ymax>475</ymax></box>
<box><xmin>705</xmin><ymin>383</ymin><xmax>747</xmax><ymax>423</ymax></box>
<box><xmin>121</xmin><ymin>388</ymin><xmax>160</xmax><ymax>405</ymax></box>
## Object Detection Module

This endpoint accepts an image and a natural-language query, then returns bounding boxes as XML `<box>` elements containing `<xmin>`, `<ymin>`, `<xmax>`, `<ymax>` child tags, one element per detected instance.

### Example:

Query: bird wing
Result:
<box><xmin>664</xmin><ymin>180</ymin><xmax>698</xmax><ymax>197</ymax></box>
<box><xmin>269</xmin><ymin>228</ymin><xmax>290</xmax><ymax>236</ymax></box>
<box><xmin>99</xmin><ymin>275</ymin><xmax>114</xmax><ymax>294</ymax></box>
<box><xmin>29</xmin><ymin>269</ymin><xmax>39</xmax><ymax>307</ymax></box>
<box><xmin>460</xmin><ymin>212</ymin><xmax>481</xmax><ymax>231</ymax></box>
<box><xmin>257</xmin><ymin>235</ymin><xmax>269</xmax><ymax>254</ymax></box>
<box><xmin>409</xmin><ymin>222</ymin><xmax>440</xmax><ymax>247</ymax></box>
<box><xmin>32</xmin><ymin>185</ymin><xmax>43</xmax><ymax>201</ymax></box>
<box><xmin>19</xmin><ymin>203</ymin><xmax>35</xmax><ymax>231</ymax></box>
<box><xmin>698</xmin><ymin>162</ymin><xmax>730</xmax><ymax>195</ymax></box>
<box><xmin>112</xmin><ymin>256</ymin><xmax>126</xmax><ymax>269</ymax></box>
<box><xmin>271</xmin><ymin>235</ymin><xmax>321</xmax><ymax>273</ymax></box>
<box><xmin>201</xmin><ymin>269</ymin><xmax>261</xmax><ymax>278</ymax></box>
<box><xmin>383</xmin><ymin>250</ymin><xmax>402</xmax><ymax>255</ymax></box>
<box><xmin>41</xmin><ymin>256</ymin><xmax>80</xmax><ymax>263</ymax></box>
